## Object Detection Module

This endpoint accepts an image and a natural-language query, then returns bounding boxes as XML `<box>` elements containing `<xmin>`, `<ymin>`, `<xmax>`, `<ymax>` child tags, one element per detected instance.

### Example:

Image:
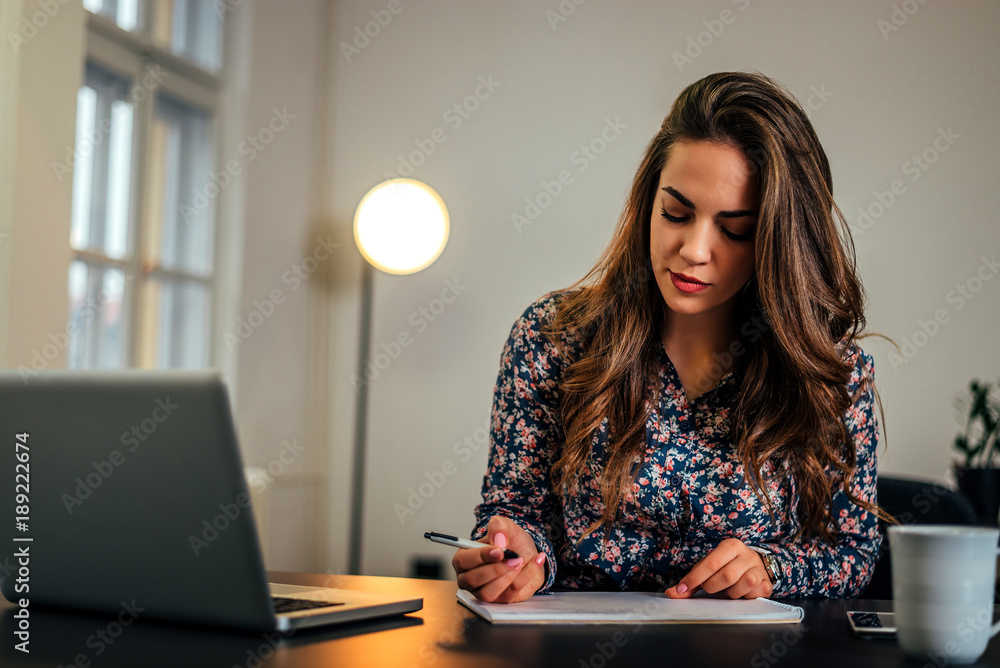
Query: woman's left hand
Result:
<box><xmin>664</xmin><ymin>538</ymin><xmax>773</xmax><ymax>599</ymax></box>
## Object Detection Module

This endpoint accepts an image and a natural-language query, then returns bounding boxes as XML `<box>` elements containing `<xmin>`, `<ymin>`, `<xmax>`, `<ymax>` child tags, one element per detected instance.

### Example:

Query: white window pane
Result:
<box><xmin>98</xmin><ymin>268</ymin><xmax>128</xmax><ymax>367</ymax></box>
<box><xmin>167</xmin><ymin>0</ymin><xmax>223</xmax><ymax>71</ymax></box>
<box><xmin>84</xmin><ymin>0</ymin><xmax>146</xmax><ymax>34</ymax></box>
<box><xmin>160</xmin><ymin>119</ymin><xmax>181</xmax><ymax>265</ymax></box>
<box><xmin>146</xmin><ymin>278</ymin><xmax>210</xmax><ymax>368</ymax></box>
<box><xmin>67</xmin><ymin>261</ymin><xmax>128</xmax><ymax>369</ymax></box>
<box><xmin>152</xmin><ymin>96</ymin><xmax>214</xmax><ymax>276</ymax></box>
<box><xmin>70</xmin><ymin>86</ymin><xmax>97</xmax><ymax>251</ymax></box>
<box><xmin>71</xmin><ymin>67</ymin><xmax>134</xmax><ymax>261</ymax></box>
<box><xmin>105</xmin><ymin>99</ymin><xmax>133</xmax><ymax>259</ymax></box>
<box><xmin>116</xmin><ymin>0</ymin><xmax>140</xmax><ymax>32</ymax></box>
<box><xmin>67</xmin><ymin>261</ymin><xmax>89</xmax><ymax>369</ymax></box>
<box><xmin>171</xmin><ymin>0</ymin><xmax>189</xmax><ymax>55</ymax></box>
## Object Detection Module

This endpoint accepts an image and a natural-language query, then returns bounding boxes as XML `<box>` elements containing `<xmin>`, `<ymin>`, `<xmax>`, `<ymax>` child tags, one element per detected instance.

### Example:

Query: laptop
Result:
<box><xmin>0</xmin><ymin>370</ymin><xmax>422</xmax><ymax>632</ymax></box>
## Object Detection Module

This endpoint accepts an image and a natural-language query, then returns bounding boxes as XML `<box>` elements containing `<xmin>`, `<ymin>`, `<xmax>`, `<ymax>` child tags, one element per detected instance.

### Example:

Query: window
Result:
<box><xmin>69</xmin><ymin>5</ymin><xmax>224</xmax><ymax>370</ymax></box>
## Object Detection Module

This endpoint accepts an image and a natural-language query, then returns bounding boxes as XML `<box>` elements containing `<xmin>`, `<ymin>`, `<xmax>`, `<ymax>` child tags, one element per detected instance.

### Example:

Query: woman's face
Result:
<box><xmin>649</xmin><ymin>139</ymin><xmax>758</xmax><ymax>323</ymax></box>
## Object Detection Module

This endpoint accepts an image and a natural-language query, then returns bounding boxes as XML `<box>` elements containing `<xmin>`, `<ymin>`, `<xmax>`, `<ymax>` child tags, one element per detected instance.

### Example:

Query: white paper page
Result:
<box><xmin>457</xmin><ymin>590</ymin><xmax>804</xmax><ymax>624</ymax></box>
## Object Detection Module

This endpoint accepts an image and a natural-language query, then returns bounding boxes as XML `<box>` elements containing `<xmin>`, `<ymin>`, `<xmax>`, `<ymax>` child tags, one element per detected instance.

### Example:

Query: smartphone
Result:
<box><xmin>847</xmin><ymin>611</ymin><xmax>897</xmax><ymax>638</ymax></box>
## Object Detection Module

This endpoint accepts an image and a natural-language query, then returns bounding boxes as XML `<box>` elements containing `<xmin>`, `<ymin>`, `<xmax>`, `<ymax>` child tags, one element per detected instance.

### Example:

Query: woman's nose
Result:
<box><xmin>678</xmin><ymin>218</ymin><xmax>712</xmax><ymax>265</ymax></box>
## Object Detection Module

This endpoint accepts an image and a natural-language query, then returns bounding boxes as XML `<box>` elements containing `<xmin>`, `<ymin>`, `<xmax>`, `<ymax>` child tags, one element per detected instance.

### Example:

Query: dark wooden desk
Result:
<box><xmin>1</xmin><ymin>573</ymin><xmax>998</xmax><ymax>667</ymax></box>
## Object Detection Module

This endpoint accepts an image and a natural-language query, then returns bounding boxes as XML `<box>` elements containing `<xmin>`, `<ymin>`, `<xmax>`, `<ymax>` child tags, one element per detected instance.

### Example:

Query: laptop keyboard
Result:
<box><xmin>272</xmin><ymin>596</ymin><xmax>346</xmax><ymax>614</ymax></box>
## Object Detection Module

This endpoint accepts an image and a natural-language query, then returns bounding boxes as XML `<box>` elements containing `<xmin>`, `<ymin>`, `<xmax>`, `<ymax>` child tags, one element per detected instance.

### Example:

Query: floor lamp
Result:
<box><xmin>348</xmin><ymin>178</ymin><xmax>450</xmax><ymax>575</ymax></box>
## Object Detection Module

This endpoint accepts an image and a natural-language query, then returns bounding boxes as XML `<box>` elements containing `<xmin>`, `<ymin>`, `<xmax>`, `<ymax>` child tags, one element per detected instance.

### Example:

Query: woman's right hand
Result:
<box><xmin>451</xmin><ymin>516</ymin><xmax>547</xmax><ymax>603</ymax></box>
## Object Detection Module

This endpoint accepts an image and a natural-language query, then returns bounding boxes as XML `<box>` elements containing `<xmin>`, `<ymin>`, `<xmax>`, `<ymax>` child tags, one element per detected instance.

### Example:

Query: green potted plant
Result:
<box><xmin>953</xmin><ymin>379</ymin><xmax>1000</xmax><ymax>526</ymax></box>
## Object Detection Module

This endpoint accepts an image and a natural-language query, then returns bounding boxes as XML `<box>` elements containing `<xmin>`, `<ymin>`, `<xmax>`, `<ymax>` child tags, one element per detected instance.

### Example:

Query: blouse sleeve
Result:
<box><xmin>760</xmin><ymin>347</ymin><xmax>883</xmax><ymax>598</ymax></box>
<box><xmin>471</xmin><ymin>294</ymin><xmax>572</xmax><ymax>593</ymax></box>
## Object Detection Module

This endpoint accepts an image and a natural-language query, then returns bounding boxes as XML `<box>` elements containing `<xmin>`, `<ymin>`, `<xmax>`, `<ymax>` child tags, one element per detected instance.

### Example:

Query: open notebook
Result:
<box><xmin>457</xmin><ymin>590</ymin><xmax>804</xmax><ymax>625</ymax></box>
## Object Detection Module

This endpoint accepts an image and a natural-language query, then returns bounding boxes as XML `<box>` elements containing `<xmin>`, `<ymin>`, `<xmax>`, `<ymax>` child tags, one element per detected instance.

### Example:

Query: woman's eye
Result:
<box><xmin>660</xmin><ymin>205</ymin><xmax>754</xmax><ymax>241</ymax></box>
<box><xmin>660</xmin><ymin>207</ymin><xmax>688</xmax><ymax>223</ymax></box>
<box><xmin>721</xmin><ymin>227</ymin><xmax>754</xmax><ymax>242</ymax></box>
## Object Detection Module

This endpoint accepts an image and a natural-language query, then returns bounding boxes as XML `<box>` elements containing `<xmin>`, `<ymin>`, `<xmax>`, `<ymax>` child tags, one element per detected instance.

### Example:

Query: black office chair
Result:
<box><xmin>859</xmin><ymin>475</ymin><xmax>980</xmax><ymax>599</ymax></box>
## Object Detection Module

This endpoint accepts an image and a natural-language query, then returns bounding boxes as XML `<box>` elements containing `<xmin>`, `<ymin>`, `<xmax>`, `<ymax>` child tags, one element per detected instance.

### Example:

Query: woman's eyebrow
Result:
<box><xmin>662</xmin><ymin>186</ymin><xmax>757</xmax><ymax>218</ymax></box>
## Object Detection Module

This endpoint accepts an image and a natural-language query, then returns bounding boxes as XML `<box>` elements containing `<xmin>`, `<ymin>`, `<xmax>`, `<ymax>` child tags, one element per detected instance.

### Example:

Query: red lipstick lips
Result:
<box><xmin>669</xmin><ymin>271</ymin><xmax>710</xmax><ymax>294</ymax></box>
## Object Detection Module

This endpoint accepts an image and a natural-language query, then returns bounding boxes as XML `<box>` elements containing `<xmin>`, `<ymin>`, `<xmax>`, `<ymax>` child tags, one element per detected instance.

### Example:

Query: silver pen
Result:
<box><xmin>424</xmin><ymin>531</ymin><xmax>520</xmax><ymax>559</ymax></box>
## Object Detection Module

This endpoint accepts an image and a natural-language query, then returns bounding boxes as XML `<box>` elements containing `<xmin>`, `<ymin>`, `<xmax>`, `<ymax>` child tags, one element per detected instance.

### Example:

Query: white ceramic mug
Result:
<box><xmin>889</xmin><ymin>525</ymin><xmax>1000</xmax><ymax>665</ymax></box>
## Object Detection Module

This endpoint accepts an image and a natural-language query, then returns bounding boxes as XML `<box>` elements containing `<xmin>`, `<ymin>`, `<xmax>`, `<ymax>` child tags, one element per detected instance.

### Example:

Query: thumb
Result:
<box><xmin>487</xmin><ymin>515</ymin><xmax>517</xmax><ymax>547</ymax></box>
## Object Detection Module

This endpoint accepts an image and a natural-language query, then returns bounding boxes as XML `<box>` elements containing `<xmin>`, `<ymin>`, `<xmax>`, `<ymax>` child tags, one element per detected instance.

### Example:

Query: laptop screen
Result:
<box><xmin>0</xmin><ymin>370</ymin><xmax>276</xmax><ymax>630</ymax></box>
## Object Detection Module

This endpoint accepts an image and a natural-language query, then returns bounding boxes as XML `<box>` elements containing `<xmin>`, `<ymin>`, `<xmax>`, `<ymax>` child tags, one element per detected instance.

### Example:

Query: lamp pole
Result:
<box><xmin>346</xmin><ymin>178</ymin><xmax>449</xmax><ymax>576</ymax></box>
<box><xmin>348</xmin><ymin>260</ymin><xmax>373</xmax><ymax>575</ymax></box>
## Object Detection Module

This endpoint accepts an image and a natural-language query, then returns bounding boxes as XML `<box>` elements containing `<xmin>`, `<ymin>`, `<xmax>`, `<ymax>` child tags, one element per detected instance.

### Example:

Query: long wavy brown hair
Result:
<box><xmin>545</xmin><ymin>71</ymin><xmax>889</xmax><ymax>545</ymax></box>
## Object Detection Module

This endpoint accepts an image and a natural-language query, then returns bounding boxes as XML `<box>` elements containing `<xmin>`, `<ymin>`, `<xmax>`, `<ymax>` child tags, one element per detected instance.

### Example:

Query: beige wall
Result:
<box><xmin>0</xmin><ymin>0</ymin><xmax>84</xmax><ymax>371</ymax></box>
<box><xmin>4</xmin><ymin>1</ymin><xmax>999</xmax><ymax>579</ymax></box>
<box><xmin>230</xmin><ymin>0</ymin><xmax>353</xmax><ymax>574</ymax></box>
<box><xmin>327</xmin><ymin>0</ymin><xmax>1000</xmax><ymax>577</ymax></box>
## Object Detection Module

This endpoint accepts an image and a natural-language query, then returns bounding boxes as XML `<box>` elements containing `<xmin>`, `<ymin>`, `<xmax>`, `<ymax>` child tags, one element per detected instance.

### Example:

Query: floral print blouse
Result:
<box><xmin>472</xmin><ymin>291</ymin><xmax>882</xmax><ymax>598</ymax></box>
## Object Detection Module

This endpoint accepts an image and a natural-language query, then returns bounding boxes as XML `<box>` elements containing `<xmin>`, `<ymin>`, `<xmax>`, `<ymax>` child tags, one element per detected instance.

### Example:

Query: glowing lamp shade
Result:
<box><xmin>353</xmin><ymin>179</ymin><xmax>449</xmax><ymax>275</ymax></box>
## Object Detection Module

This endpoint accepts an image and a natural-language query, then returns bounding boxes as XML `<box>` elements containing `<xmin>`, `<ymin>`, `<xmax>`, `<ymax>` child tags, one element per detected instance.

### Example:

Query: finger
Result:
<box><xmin>470</xmin><ymin>560</ymin><xmax>526</xmax><ymax>602</ymax></box>
<box><xmin>454</xmin><ymin>544</ymin><xmax>526</xmax><ymax>590</ymax></box>
<box><xmin>665</xmin><ymin>542</ymin><xmax>743</xmax><ymax>598</ymax></box>
<box><xmin>664</xmin><ymin>582</ymin><xmax>701</xmax><ymax>598</ymax></box>
<box><xmin>721</xmin><ymin>561</ymin><xmax>768</xmax><ymax>599</ymax></box>
<box><xmin>493</xmin><ymin>553</ymin><xmax>546</xmax><ymax>603</ymax></box>
<box><xmin>457</xmin><ymin>554</ymin><xmax>525</xmax><ymax>592</ymax></box>
<box><xmin>741</xmin><ymin>581</ymin><xmax>772</xmax><ymax>600</ymax></box>
<box><xmin>487</xmin><ymin>516</ymin><xmax>529</xmax><ymax>558</ymax></box>
<box><xmin>487</xmin><ymin>515</ymin><xmax>519</xmax><ymax>544</ymax></box>
<box><xmin>756</xmin><ymin>580</ymin><xmax>774</xmax><ymax>599</ymax></box>
<box><xmin>452</xmin><ymin>544</ymin><xmax>506</xmax><ymax>574</ymax></box>
<box><xmin>665</xmin><ymin>538</ymin><xmax>749</xmax><ymax>598</ymax></box>
<box><xmin>451</xmin><ymin>546</ymin><xmax>507</xmax><ymax>589</ymax></box>
<box><xmin>700</xmin><ymin>552</ymin><xmax>760</xmax><ymax>595</ymax></box>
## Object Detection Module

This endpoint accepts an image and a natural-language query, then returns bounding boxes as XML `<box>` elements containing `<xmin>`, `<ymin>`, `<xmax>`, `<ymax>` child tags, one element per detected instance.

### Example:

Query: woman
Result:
<box><xmin>453</xmin><ymin>71</ymin><xmax>888</xmax><ymax>603</ymax></box>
